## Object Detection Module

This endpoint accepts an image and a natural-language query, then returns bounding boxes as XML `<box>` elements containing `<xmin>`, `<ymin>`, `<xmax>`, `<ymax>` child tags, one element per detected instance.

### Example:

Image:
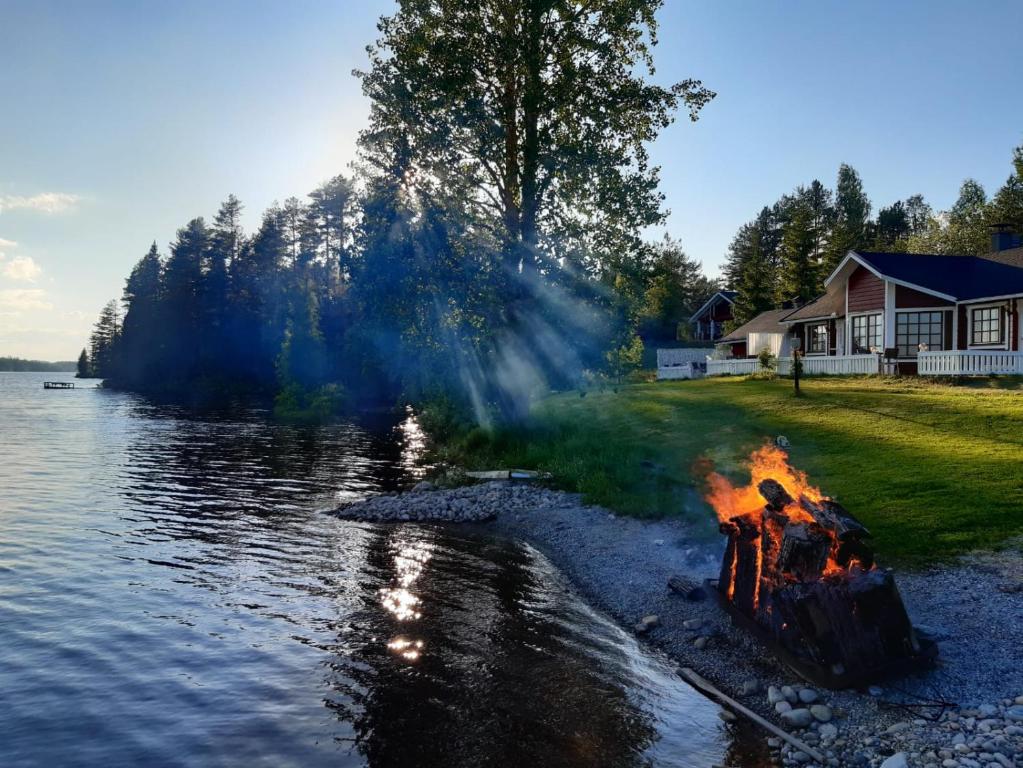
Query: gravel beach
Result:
<box><xmin>330</xmin><ymin>481</ymin><xmax>1023</xmax><ymax>768</ymax></box>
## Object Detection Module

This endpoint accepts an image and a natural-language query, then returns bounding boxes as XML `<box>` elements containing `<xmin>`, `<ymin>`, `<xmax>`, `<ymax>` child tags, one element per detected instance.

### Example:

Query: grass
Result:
<box><xmin>434</xmin><ymin>375</ymin><xmax>1023</xmax><ymax>564</ymax></box>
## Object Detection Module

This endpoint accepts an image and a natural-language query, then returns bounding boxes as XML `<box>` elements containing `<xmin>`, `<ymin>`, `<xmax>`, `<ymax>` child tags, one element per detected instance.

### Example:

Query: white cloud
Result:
<box><xmin>2</xmin><ymin>255</ymin><xmax>42</xmax><ymax>282</ymax></box>
<box><xmin>0</xmin><ymin>192</ymin><xmax>80</xmax><ymax>214</ymax></box>
<box><xmin>0</xmin><ymin>288</ymin><xmax>52</xmax><ymax>312</ymax></box>
<box><xmin>0</xmin><ymin>237</ymin><xmax>16</xmax><ymax>248</ymax></box>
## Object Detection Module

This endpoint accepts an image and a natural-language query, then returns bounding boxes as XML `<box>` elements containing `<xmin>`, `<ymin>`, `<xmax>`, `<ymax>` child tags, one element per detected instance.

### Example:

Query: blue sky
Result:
<box><xmin>1</xmin><ymin>0</ymin><xmax>1021</xmax><ymax>359</ymax></box>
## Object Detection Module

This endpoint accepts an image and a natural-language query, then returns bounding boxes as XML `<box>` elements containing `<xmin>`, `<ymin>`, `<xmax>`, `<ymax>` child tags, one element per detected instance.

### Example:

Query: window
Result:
<box><xmin>971</xmin><ymin>306</ymin><xmax>1003</xmax><ymax>346</ymax></box>
<box><xmin>850</xmin><ymin>313</ymin><xmax>882</xmax><ymax>354</ymax></box>
<box><xmin>807</xmin><ymin>323</ymin><xmax>828</xmax><ymax>354</ymax></box>
<box><xmin>895</xmin><ymin>311</ymin><xmax>944</xmax><ymax>357</ymax></box>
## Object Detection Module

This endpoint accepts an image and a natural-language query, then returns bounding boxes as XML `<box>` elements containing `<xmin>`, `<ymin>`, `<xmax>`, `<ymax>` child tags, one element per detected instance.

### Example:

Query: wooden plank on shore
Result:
<box><xmin>678</xmin><ymin>667</ymin><xmax>826</xmax><ymax>763</ymax></box>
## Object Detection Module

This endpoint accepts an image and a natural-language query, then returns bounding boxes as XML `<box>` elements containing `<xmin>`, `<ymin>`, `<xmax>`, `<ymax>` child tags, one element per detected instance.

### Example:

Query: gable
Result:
<box><xmin>847</xmin><ymin>266</ymin><xmax>884</xmax><ymax>312</ymax></box>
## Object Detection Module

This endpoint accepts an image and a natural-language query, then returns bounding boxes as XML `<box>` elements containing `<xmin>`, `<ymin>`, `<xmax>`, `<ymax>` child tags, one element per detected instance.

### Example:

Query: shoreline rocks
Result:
<box><xmin>326</xmin><ymin>480</ymin><xmax>1023</xmax><ymax>767</ymax></box>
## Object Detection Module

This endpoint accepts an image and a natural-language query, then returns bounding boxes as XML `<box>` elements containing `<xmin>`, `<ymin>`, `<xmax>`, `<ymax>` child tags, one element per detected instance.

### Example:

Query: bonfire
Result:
<box><xmin>705</xmin><ymin>444</ymin><xmax>936</xmax><ymax>688</ymax></box>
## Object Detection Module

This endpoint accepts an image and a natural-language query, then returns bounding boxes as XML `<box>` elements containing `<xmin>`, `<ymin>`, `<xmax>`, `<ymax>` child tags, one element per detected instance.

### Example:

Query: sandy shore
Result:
<box><xmin>331</xmin><ymin>482</ymin><xmax>1023</xmax><ymax>768</ymax></box>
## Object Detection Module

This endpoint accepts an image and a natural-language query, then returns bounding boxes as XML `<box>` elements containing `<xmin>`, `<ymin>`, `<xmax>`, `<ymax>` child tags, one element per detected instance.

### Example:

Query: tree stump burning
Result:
<box><xmin>706</xmin><ymin>445</ymin><xmax>936</xmax><ymax>688</ymax></box>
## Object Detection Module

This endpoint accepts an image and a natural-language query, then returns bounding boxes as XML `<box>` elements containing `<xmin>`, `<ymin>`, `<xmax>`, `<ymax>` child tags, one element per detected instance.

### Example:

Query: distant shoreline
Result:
<box><xmin>0</xmin><ymin>358</ymin><xmax>77</xmax><ymax>373</ymax></box>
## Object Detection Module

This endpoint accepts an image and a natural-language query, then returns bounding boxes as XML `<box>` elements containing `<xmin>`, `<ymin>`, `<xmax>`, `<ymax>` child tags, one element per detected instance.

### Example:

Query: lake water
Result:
<box><xmin>0</xmin><ymin>371</ymin><xmax>750</xmax><ymax>767</ymax></box>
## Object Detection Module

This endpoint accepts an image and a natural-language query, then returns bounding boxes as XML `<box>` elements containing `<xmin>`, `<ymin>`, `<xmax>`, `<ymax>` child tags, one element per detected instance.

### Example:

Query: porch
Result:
<box><xmin>917</xmin><ymin>350</ymin><xmax>1023</xmax><ymax>376</ymax></box>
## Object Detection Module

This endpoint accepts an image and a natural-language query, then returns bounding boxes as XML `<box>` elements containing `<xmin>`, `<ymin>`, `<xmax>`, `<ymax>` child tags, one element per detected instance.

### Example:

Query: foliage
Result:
<box><xmin>636</xmin><ymin>236</ymin><xmax>718</xmax><ymax>340</ymax></box>
<box><xmin>431</xmin><ymin>376</ymin><xmax>1023</xmax><ymax>562</ymax></box>
<box><xmin>756</xmin><ymin>346</ymin><xmax>776</xmax><ymax>372</ymax></box>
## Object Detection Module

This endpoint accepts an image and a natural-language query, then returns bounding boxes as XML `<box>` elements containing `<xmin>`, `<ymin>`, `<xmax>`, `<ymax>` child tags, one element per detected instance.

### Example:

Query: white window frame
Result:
<box><xmin>967</xmin><ymin>302</ymin><xmax>1009</xmax><ymax>350</ymax></box>
<box><xmin>894</xmin><ymin>308</ymin><xmax>947</xmax><ymax>359</ymax></box>
<box><xmin>848</xmin><ymin>311</ymin><xmax>883</xmax><ymax>355</ymax></box>
<box><xmin>805</xmin><ymin>322</ymin><xmax>829</xmax><ymax>355</ymax></box>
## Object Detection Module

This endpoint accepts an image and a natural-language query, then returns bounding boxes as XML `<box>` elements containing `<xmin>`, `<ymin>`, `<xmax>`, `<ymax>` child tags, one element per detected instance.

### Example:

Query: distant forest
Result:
<box><xmin>0</xmin><ymin>357</ymin><xmax>76</xmax><ymax>372</ymax></box>
<box><xmin>81</xmin><ymin>1</ymin><xmax>720</xmax><ymax>423</ymax></box>
<box><xmin>724</xmin><ymin>144</ymin><xmax>1023</xmax><ymax>328</ymax></box>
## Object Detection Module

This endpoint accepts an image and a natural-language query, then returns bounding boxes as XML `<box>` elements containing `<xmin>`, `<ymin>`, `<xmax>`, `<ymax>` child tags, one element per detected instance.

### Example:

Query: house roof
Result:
<box><xmin>826</xmin><ymin>250</ymin><xmax>1023</xmax><ymax>303</ymax></box>
<box><xmin>689</xmin><ymin>290</ymin><xmax>737</xmax><ymax>322</ymax></box>
<box><xmin>781</xmin><ymin>288</ymin><xmax>846</xmax><ymax>323</ymax></box>
<box><xmin>719</xmin><ymin>308</ymin><xmax>792</xmax><ymax>343</ymax></box>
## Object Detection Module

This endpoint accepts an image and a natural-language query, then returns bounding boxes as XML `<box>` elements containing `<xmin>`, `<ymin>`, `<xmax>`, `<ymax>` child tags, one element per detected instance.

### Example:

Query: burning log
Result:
<box><xmin>706</xmin><ymin>444</ymin><xmax>935</xmax><ymax>687</ymax></box>
<box><xmin>778</xmin><ymin>522</ymin><xmax>831</xmax><ymax>581</ymax></box>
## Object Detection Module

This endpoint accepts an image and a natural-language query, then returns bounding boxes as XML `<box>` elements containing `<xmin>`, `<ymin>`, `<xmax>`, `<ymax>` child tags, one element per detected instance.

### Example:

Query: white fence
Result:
<box><xmin>918</xmin><ymin>350</ymin><xmax>1023</xmax><ymax>376</ymax></box>
<box><xmin>706</xmin><ymin>354</ymin><xmax>878</xmax><ymax>377</ymax></box>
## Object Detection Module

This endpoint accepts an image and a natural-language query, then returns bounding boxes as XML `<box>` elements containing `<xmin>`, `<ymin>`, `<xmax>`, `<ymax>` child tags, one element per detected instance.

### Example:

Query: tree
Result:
<box><xmin>726</xmin><ymin>206</ymin><xmax>782</xmax><ymax>326</ymax></box>
<box><xmin>116</xmin><ymin>242</ymin><xmax>164</xmax><ymax>386</ymax></box>
<box><xmin>777</xmin><ymin>194</ymin><xmax>820</xmax><ymax>304</ymax></box>
<box><xmin>76</xmin><ymin>348</ymin><xmax>92</xmax><ymax>378</ymax></box>
<box><xmin>943</xmin><ymin>179</ymin><xmax>989</xmax><ymax>255</ymax></box>
<box><xmin>637</xmin><ymin>236</ymin><xmax>717</xmax><ymax>340</ymax></box>
<box><xmin>988</xmin><ymin>144</ymin><xmax>1023</xmax><ymax>234</ymax></box>
<box><xmin>871</xmin><ymin>201</ymin><xmax>910</xmax><ymax>251</ymax></box>
<box><xmin>356</xmin><ymin>0</ymin><xmax>714</xmax><ymax>292</ymax></box>
<box><xmin>89</xmin><ymin>299</ymin><xmax>121</xmax><ymax>378</ymax></box>
<box><xmin>824</xmin><ymin>164</ymin><xmax>871</xmax><ymax>272</ymax></box>
<box><xmin>306</xmin><ymin>175</ymin><xmax>358</xmax><ymax>289</ymax></box>
<box><xmin>162</xmin><ymin>218</ymin><xmax>208</xmax><ymax>378</ymax></box>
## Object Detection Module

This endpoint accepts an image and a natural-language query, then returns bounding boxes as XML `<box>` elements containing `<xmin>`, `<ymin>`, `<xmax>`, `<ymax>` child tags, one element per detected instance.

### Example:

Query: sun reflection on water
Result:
<box><xmin>380</xmin><ymin>534</ymin><xmax>432</xmax><ymax>661</ymax></box>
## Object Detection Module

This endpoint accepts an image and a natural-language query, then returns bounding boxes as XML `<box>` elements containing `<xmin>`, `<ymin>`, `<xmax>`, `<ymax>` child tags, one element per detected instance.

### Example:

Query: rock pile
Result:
<box><xmin>764</xmin><ymin>683</ymin><xmax>1023</xmax><ymax>768</ymax></box>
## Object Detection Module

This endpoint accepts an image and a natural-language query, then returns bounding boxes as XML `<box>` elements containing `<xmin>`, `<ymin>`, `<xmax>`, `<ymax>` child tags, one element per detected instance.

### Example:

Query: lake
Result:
<box><xmin>0</xmin><ymin>371</ymin><xmax>744</xmax><ymax>767</ymax></box>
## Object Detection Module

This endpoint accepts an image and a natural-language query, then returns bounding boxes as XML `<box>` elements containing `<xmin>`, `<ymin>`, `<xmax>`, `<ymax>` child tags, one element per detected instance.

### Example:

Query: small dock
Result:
<box><xmin>43</xmin><ymin>381</ymin><xmax>75</xmax><ymax>390</ymax></box>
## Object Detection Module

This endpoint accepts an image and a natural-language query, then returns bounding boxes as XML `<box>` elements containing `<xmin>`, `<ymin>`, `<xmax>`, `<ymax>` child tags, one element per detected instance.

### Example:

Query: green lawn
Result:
<box><xmin>438</xmin><ymin>376</ymin><xmax>1023</xmax><ymax>564</ymax></box>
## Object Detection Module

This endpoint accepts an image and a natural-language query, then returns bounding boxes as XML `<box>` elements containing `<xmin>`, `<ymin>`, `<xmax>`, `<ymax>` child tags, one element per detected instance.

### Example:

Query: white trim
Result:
<box><xmin>956</xmin><ymin>292</ymin><xmax>1023</xmax><ymax>303</ymax></box>
<box><xmin>824</xmin><ymin>251</ymin><xmax>957</xmax><ymax>302</ymax></box>
<box><xmin>845</xmin><ymin>279</ymin><xmax>851</xmax><ymax>353</ymax></box>
<box><xmin>884</xmin><ymin>281</ymin><xmax>896</xmax><ymax>352</ymax></box>
<box><xmin>965</xmin><ymin>301</ymin><xmax>1010</xmax><ymax>350</ymax></box>
<box><xmin>689</xmin><ymin>291</ymin><xmax>736</xmax><ymax>323</ymax></box>
<box><xmin>780</xmin><ymin>313</ymin><xmax>837</xmax><ymax>325</ymax></box>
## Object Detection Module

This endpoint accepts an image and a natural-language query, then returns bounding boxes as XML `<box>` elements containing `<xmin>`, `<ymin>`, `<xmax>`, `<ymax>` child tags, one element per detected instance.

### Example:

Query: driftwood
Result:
<box><xmin>678</xmin><ymin>667</ymin><xmax>826</xmax><ymax>763</ymax></box>
<box><xmin>667</xmin><ymin>575</ymin><xmax>706</xmax><ymax>601</ymax></box>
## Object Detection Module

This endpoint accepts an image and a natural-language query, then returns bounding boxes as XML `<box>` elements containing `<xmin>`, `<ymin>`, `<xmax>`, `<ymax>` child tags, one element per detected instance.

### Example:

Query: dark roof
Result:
<box><xmin>719</xmin><ymin>308</ymin><xmax>792</xmax><ymax>343</ymax></box>
<box><xmin>848</xmin><ymin>251</ymin><xmax>1023</xmax><ymax>302</ymax></box>
<box><xmin>689</xmin><ymin>290</ymin><xmax>738</xmax><ymax>322</ymax></box>
<box><xmin>782</xmin><ymin>288</ymin><xmax>846</xmax><ymax>322</ymax></box>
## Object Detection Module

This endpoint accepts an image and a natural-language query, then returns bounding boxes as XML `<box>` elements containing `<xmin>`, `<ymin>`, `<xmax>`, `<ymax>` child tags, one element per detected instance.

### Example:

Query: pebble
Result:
<box><xmin>693</xmin><ymin>636</ymin><xmax>709</xmax><ymax>650</ymax></box>
<box><xmin>810</xmin><ymin>704</ymin><xmax>833</xmax><ymax>723</ymax></box>
<box><xmin>740</xmin><ymin>678</ymin><xmax>760</xmax><ymax>696</ymax></box>
<box><xmin>781</xmin><ymin>685</ymin><xmax>798</xmax><ymax>704</ymax></box>
<box><xmin>781</xmin><ymin>709</ymin><xmax>814</xmax><ymax>728</ymax></box>
<box><xmin>768</xmin><ymin>686</ymin><xmax>786</xmax><ymax>705</ymax></box>
<box><xmin>819</xmin><ymin>723</ymin><xmax>838</xmax><ymax>740</ymax></box>
<box><xmin>880</xmin><ymin>754</ymin><xmax>908</xmax><ymax>768</ymax></box>
<box><xmin>775</xmin><ymin>701</ymin><xmax>793</xmax><ymax>714</ymax></box>
<box><xmin>799</xmin><ymin>688</ymin><xmax>819</xmax><ymax>704</ymax></box>
<box><xmin>634</xmin><ymin>615</ymin><xmax>658</xmax><ymax>634</ymax></box>
<box><xmin>683</xmin><ymin>618</ymin><xmax>704</xmax><ymax>630</ymax></box>
<box><xmin>1004</xmin><ymin>705</ymin><xmax>1023</xmax><ymax>722</ymax></box>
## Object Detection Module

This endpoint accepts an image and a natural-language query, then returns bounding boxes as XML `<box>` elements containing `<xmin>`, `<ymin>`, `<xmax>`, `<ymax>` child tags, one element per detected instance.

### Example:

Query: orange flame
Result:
<box><xmin>705</xmin><ymin>444</ymin><xmax>859</xmax><ymax>607</ymax></box>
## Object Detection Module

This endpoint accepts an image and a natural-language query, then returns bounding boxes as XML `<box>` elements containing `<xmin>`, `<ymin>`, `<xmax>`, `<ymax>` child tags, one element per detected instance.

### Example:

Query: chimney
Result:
<box><xmin>990</xmin><ymin>223</ymin><xmax>1021</xmax><ymax>253</ymax></box>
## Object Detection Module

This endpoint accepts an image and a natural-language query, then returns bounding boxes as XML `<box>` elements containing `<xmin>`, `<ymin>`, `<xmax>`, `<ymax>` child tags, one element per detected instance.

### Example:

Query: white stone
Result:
<box><xmin>819</xmin><ymin>723</ymin><xmax>838</xmax><ymax>740</ymax></box>
<box><xmin>781</xmin><ymin>685</ymin><xmax>798</xmax><ymax>703</ymax></box>
<box><xmin>768</xmin><ymin>686</ymin><xmax>785</xmax><ymax>704</ymax></box>
<box><xmin>775</xmin><ymin>701</ymin><xmax>793</xmax><ymax>714</ymax></box>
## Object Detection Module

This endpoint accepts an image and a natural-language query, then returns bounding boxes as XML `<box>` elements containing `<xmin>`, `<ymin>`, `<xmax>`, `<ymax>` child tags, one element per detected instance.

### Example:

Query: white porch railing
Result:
<box><xmin>705</xmin><ymin>358</ymin><xmax>762</xmax><ymax>376</ymax></box>
<box><xmin>918</xmin><ymin>350</ymin><xmax>1023</xmax><ymax>376</ymax></box>
<box><xmin>706</xmin><ymin>354</ymin><xmax>878</xmax><ymax>377</ymax></box>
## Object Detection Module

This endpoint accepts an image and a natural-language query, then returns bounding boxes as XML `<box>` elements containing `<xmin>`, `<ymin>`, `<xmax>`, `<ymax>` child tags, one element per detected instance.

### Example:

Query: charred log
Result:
<box><xmin>778</xmin><ymin>522</ymin><xmax>831</xmax><ymax>581</ymax></box>
<box><xmin>799</xmin><ymin>495</ymin><xmax>871</xmax><ymax>541</ymax></box>
<box><xmin>667</xmin><ymin>575</ymin><xmax>707</xmax><ymax>601</ymax></box>
<box><xmin>758</xmin><ymin>478</ymin><xmax>794</xmax><ymax>511</ymax></box>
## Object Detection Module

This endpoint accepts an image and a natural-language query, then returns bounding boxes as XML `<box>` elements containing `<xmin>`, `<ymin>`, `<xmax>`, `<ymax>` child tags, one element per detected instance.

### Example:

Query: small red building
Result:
<box><xmin>689</xmin><ymin>290</ymin><xmax>737</xmax><ymax>342</ymax></box>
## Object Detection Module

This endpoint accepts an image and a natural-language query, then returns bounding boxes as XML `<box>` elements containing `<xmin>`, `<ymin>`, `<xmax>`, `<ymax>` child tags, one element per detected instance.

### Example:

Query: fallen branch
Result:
<box><xmin>678</xmin><ymin>667</ymin><xmax>825</xmax><ymax>763</ymax></box>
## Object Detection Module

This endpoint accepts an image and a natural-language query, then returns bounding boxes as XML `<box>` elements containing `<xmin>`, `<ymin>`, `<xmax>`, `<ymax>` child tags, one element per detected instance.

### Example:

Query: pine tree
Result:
<box><xmin>943</xmin><ymin>180</ymin><xmax>989</xmax><ymax>255</ymax></box>
<box><xmin>777</xmin><ymin>196</ymin><xmax>820</xmax><ymax>304</ymax></box>
<box><xmin>89</xmin><ymin>299</ymin><xmax>122</xmax><ymax>378</ymax></box>
<box><xmin>76</xmin><ymin>348</ymin><xmax>92</xmax><ymax>379</ymax></box>
<box><xmin>987</xmin><ymin>145</ymin><xmax>1023</xmax><ymax>234</ymax></box>
<box><xmin>162</xmin><ymin>218</ymin><xmax>208</xmax><ymax>378</ymax></box>
<box><xmin>117</xmin><ymin>242</ymin><xmax>164</xmax><ymax>386</ymax></box>
<box><xmin>825</xmin><ymin>164</ymin><xmax>871</xmax><ymax>271</ymax></box>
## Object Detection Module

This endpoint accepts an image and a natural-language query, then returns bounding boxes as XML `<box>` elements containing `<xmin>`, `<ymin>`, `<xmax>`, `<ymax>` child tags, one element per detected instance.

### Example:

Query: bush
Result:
<box><xmin>273</xmin><ymin>382</ymin><xmax>348</xmax><ymax>423</ymax></box>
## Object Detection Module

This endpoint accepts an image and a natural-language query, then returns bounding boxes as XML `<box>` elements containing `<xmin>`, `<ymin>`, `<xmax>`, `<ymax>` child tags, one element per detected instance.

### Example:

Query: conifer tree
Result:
<box><xmin>824</xmin><ymin>164</ymin><xmax>871</xmax><ymax>272</ymax></box>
